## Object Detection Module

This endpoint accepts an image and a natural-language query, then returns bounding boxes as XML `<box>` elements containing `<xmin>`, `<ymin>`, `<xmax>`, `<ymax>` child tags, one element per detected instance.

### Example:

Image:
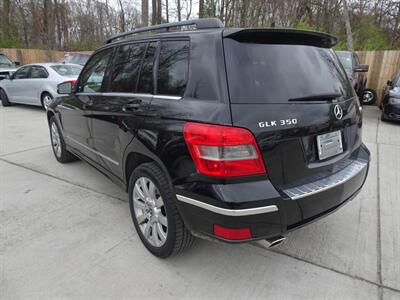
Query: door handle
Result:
<box><xmin>122</xmin><ymin>100</ymin><xmax>142</xmax><ymax>112</ymax></box>
<box><xmin>82</xmin><ymin>100</ymin><xmax>93</xmax><ymax>110</ymax></box>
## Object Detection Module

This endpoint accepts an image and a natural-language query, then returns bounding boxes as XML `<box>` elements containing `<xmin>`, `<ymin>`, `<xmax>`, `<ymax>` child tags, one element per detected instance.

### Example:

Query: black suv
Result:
<box><xmin>48</xmin><ymin>19</ymin><xmax>370</xmax><ymax>258</ymax></box>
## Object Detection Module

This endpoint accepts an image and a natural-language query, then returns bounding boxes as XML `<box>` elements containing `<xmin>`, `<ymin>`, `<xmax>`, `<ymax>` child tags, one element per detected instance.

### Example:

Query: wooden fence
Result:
<box><xmin>357</xmin><ymin>50</ymin><xmax>400</xmax><ymax>104</ymax></box>
<box><xmin>1</xmin><ymin>47</ymin><xmax>399</xmax><ymax>105</ymax></box>
<box><xmin>0</xmin><ymin>48</ymin><xmax>65</xmax><ymax>65</ymax></box>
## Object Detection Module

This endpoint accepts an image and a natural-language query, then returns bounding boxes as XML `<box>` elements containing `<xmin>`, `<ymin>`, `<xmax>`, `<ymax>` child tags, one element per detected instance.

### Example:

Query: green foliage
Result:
<box><xmin>293</xmin><ymin>22</ymin><xmax>319</xmax><ymax>32</ymax></box>
<box><xmin>0</xmin><ymin>34</ymin><xmax>23</xmax><ymax>48</ymax></box>
<box><xmin>67</xmin><ymin>40</ymin><xmax>100</xmax><ymax>51</ymax></box>
<box><xmin>354</xmin><ymin>21</ymin><xmax>391</xmax><ymax>50</ymax></box>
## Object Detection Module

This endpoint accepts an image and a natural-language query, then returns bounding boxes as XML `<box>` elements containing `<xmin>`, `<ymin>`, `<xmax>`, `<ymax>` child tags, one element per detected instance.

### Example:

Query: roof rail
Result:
<box><xmin>103</xmin><ymin>18</ymin><xmax>224</xmax><ymax>45</ymax></box>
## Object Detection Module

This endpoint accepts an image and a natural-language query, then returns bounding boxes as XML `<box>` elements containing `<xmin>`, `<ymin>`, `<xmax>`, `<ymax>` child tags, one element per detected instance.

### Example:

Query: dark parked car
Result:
<box><xmin>336</xmin><ymin>50</ymin><xmax>376</xmax><ymax>105</ymax></box>
<box><xmin>47</xmin><ymin>19</ymin><xmax>370</xmax><ymax>258</ymax></box>
<box><xmin>0</xmin><ymin>52</ymin><xmax>20</xmax><ymax>80</ymax></box>
<box><xmin>381</xmin><ymin>72</ymin><xmax>400</xmax><ymax>122</ymax></box>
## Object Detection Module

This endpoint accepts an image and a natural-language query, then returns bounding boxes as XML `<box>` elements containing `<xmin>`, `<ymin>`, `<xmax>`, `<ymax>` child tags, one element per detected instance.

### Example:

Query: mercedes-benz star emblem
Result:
<box><xmin>334</xmin><ymin>104</ymin><xmax>343</xmax><ymax>120</ymax></box>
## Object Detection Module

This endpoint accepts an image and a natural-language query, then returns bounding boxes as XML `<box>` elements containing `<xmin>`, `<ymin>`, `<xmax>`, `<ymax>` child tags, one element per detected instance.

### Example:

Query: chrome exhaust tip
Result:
<box><xmin>254</xmin><ymin>236</ymin><xmax>286</xmax><ymax>250</ymax></box>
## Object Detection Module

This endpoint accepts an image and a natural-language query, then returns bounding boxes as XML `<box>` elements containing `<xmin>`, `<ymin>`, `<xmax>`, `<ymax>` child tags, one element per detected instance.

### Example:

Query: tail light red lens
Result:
<box><xmin>183</xmin><ymin>122</ymin><xmax>266</xmax><ymax>177</ymax></box>
<box><xmin>213</xmin><ymin>225</ymin><xmax>252</xmax><ymax>240</ymax></box>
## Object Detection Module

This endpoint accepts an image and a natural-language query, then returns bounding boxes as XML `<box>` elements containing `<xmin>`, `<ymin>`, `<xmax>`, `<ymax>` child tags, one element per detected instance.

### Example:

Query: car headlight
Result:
<box><xmin>389</xmin><ymin>97</ymin><xmax>400</xmax><ymax>105</ymax></box>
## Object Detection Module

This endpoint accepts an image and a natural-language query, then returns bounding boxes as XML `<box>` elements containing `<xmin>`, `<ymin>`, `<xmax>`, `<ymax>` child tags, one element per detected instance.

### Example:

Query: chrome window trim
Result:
<box><xmin>102</xmin><ymin>92</ymin><xmax>153</xmax><ymax>98</ymax></box>
<box><xmin>283</xmin><ymin>159</ymin><xmax>368</xmax><ymax>200</ymax></box>
<box><xmin>65</xmin><ymin>135</ymin><xmax>119</xmax><ymax>166</ymax></box>
<box><xmin>154</xmin><ymin>94</ymin><xmax>182</xmax><ymax>100</ymax></box>
<box><xmin>73</xmin><ymin>92</ymin><xmax>180</xmax><ymax>100</ymax></box>
<box><xmin>176</xmin><ymin>195</ymin><xmax>278</xmax><ymax>216</ymax></box>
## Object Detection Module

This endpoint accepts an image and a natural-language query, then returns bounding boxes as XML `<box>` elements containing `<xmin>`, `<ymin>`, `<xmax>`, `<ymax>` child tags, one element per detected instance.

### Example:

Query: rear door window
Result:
<box><xmin>157</xmin><ymin>40</ymin><xmax>189</xmax><ymax>96</ymax></box>
<box><xmin>30</xmin><ymin>66</ymin><xmax>48</xmax><ymax>79</ymax></box>
<box><xmin>224</xmin><ymin>39</ymin><xmax>353</xmax><ymax>103</ymax></box>
<box><xmin>109</xmin><ymin>43</ymin><xmax>147</xmax><ymax>93</ymax></box>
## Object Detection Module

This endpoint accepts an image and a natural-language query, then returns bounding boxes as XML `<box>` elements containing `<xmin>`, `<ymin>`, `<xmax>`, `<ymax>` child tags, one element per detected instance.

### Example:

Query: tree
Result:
<box><xmin>343</xmin><ymin>0</ymin><xmax>354</xmax><ymax>51</ymax></box>
<box><xmin>142</xmin><ymin>0</ymin><xmax>149</xmax><ymax>26</ymax></box>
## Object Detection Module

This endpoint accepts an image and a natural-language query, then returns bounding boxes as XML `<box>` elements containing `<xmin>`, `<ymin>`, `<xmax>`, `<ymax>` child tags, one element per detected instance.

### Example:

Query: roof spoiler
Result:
<box><xmin>223</xmin><ymin>28</ymin><xmax>337</xmax><ymax>48</ymax></box>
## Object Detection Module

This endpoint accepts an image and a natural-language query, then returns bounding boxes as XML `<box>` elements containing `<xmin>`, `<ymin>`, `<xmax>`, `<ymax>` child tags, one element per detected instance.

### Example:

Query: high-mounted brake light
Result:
<box><xmin>183</xmin><ymin>122</ymin><xmax>266</xmax><ymax>177</ymax></box>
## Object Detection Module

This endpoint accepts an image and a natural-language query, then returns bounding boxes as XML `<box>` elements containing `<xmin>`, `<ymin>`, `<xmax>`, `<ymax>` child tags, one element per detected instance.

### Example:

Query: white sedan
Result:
<box><xmin>0</xmin><ymin>63</ymin><xmax>82</xmax><ymax>109</ymax></box>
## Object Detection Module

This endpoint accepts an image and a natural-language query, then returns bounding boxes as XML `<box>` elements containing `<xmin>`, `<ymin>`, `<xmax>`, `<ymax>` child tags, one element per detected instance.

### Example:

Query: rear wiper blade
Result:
<box><xmin>288</xmin><ymin>93</ymin><xmax>342</xmax><ymax>102</ymax></box>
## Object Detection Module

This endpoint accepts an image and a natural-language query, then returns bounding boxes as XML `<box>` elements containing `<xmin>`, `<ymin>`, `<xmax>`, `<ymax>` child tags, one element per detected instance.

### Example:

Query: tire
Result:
<box><xmin>49</xmin><ymin>116</ymin><xmax>78</xmax><ymax>163</ymax></box>
<box><xmin>41</xmin><ymin>92</ymin><xmax>53</xmax><ymax>110</ymax></box>
<box><xmin>0</xmin><ymin>88</ymin><xmax>12</xmax><ymax>106</ymax></box>
<box><xmin>128</xmin><ymin>162</ymin><xmax>195</xmax><ymax>258</ymax></box>
<box><xmin>361</xmin><ymin>89</ymin><xmax>377</xmax><ymax>105</ymax></box>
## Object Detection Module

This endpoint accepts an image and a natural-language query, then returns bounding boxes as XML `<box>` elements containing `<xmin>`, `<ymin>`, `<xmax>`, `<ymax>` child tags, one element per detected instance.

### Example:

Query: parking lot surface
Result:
<box><xmin>1</xmin><ymin>104</ymin><xmax>399</xmax><ymax>299</ymax></box>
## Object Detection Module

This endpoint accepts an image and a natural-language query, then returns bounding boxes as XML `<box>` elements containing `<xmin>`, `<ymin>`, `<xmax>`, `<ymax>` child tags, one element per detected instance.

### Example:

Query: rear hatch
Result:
<box><xmin>223</xmin><ymin>29</ymin><xmax>363</xmax><ymax>210</ymax></box>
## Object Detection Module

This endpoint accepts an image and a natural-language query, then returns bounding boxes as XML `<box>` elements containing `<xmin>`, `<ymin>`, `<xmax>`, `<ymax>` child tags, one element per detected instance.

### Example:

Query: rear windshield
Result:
<box><xmin>51</xmin><ymin>65</ymin><xmax>82</xmax><ymax>76</ymax></box>
<box><xmin>224</xmin><ymin>39</ymin><xmax>353</xmax><ymax>103</ymax></box>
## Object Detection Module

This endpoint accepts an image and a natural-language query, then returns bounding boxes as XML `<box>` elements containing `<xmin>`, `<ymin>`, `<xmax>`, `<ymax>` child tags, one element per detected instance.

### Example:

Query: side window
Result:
<box><xmin>354</xmin><ymin>54</ymin><xmax>360</xmax><ymax>66</ymax></box>
<box><xmin>137</xmin><ymin>42</ymin><xmax>157</xmax><ymax>94</ymax></box>
<box><xmin>109</xmin><ymin>43</ymin><xmax>146</xmax><ymax>93</ymax></box>
<box><xmin>157</xmin><ymin>40</ymin><xmax>189</xmax><ymax>96</ymax></box>
<box><xmin>31</xmin><ymin>66</ymin><xmax>48</xmax><ymax>79</ymax></box>
<box><xmin>78</xmin><ymin>49</ymin><xmax>113</xmax><ymax>93</ymax></box>
<box><xmin>13</xmin><ymin>66</ymin><xmax>31</xmax><ymax>79</ymax></box>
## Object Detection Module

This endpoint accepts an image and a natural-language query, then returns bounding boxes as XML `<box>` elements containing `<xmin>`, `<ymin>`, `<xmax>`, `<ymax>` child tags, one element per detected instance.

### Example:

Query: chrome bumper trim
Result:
<box><xmin>176</xmin><ymin>195</ymin><xmax>278</xmax><ymax>216</ymax></box>
<box><xmin>283</xmin><ymin>159</ymin><xmax>368</xmax><ymax>200</ymax></box>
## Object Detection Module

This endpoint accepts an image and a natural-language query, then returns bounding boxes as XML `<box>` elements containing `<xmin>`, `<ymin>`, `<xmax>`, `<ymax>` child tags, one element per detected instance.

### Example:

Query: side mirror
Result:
<box><xmin>57</xmin><ymin>81</ymin><xmax>73</xmax><ymax>94</ymax></box>
<box><xmin>355</xmin><ymin>64</ymin><xmax>369</xmax><ymax>72</ymax></box>
<box><xmin>14</xmin><ymin>61</ymin><xmax>20</xmax><ymax>66</ymax></box>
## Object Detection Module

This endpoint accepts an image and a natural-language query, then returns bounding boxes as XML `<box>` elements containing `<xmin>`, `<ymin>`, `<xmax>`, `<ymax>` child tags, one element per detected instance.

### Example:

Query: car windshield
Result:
<box><xmin>51</xmin><ymin>65</ymin><xmax>82</xmax><ymax>76</ymax></box>
<box><xmin>64</xmin><ymin>55</ymin><xmax>90</xmax><ymax>66</ymax></box>
<box><xmin>0</xmin><ymin>54</ymin><xmax>13</xmax><ymax>66</ymax></box>
<box><xmin>224</xmin><ymin>39</ymin><xmax>353</xmax><ymax>103</ymax></box>
<box><xmin>336</xmin><ymin>52</ymin><xmax>353</xmax><ymax>69</ymax></box>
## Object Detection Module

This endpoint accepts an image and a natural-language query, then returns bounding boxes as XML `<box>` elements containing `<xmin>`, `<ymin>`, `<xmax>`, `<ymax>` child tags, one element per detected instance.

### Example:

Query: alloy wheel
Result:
<box><xmin>133</xmin><ymin>177</ymin><xmax>168</xmax><ymax>247</ymax></box>
<box><xmin>51</xmin><ymin>122</ymin><xmax>62</xmax><ymax>158</ymax></box>
<box><xmin>43</xmin><ymin>95</ymin><xmax>53</xmax><ymax>110</ymax></box>
<box><xmin>362</xmin><ymin>90</ymin><xmax>374</xmax><ymax>103</ymax></box>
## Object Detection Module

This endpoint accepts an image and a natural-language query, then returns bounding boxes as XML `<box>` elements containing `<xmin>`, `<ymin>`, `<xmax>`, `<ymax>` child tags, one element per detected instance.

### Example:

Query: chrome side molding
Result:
<box><xmin>176</xmin><ymin>194</ymin><xmax>278</xmax><ymax>216</ymax></box>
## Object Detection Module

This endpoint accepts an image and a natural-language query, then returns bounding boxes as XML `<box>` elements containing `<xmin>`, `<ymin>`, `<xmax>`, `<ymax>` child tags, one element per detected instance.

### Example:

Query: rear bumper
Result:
<box><xmin>175</xmin><ymin>143</ymin><xmax>370</xmax><ymax>243</ymax></box>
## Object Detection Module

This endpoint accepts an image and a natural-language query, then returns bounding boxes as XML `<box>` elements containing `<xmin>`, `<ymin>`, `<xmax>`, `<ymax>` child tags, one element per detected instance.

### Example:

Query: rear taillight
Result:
<box><xmin>183</xmin><ymin>122</ymin><xmax>266</xmax><ymax>177</ymax></box>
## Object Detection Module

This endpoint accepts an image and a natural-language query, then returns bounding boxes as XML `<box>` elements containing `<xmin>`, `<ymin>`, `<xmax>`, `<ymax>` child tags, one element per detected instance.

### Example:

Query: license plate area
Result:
<box><xmin>316</xmin><ymin>130</ymin><xmax>343</xmax><ymax>160</ymax></box>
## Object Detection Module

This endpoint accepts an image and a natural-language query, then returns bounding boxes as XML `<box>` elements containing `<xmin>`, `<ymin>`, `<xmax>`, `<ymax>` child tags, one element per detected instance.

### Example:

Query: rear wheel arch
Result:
<box><xmin>124</xmin><ymin>151</ymin><xmax>172</xmax><ymax>192</ymax></box>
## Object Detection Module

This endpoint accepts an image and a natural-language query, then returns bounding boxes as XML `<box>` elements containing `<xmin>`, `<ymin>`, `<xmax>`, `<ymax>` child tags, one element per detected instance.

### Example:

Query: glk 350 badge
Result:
<box><xmin>258</xmin><ymin>118</ymin><xmax>298</xmax><ymax>128</ymax></box>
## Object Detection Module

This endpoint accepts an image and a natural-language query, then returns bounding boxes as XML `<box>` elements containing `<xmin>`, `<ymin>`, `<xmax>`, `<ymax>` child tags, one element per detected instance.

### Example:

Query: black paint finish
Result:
<box><xmin>47</xmin><ymin>27</ymin><xmax>370</xmax><ymax>243</ymax></box>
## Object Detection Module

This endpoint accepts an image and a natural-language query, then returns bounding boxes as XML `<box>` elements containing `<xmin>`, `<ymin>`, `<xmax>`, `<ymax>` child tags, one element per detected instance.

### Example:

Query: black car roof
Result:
<box><xmin>100</xmin><ymin>18</ymin><xmax>337</xmax><ymax>51</ymax></box>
